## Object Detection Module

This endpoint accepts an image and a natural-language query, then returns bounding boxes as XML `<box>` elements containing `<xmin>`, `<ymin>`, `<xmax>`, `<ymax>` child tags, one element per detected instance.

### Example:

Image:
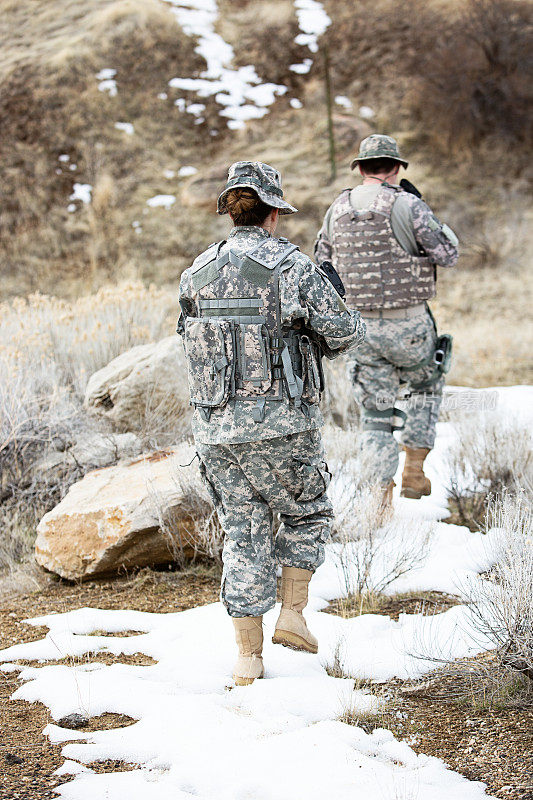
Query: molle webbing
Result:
<box><xmin>199</xmin><ymin>297</ymin><xmax>266</xmax><ymax>324</ymax></box>
<box><xmin>190</xmin><ymin>237</ymin><xmax>311</xmax><ymax>419</ymax></box>
<box><xmin>330</xmin><ymin>186</ymin><xmax>436</xmax><ymax>311</ymax></box>
<box><xmin>192</xmin><ymin>238</ymin><xmax>299</xmax><ymax>291</ymax></box>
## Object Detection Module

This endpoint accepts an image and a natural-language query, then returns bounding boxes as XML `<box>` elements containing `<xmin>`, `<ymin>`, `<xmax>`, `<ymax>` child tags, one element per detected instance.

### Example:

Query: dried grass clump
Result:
<box><xmin>445</xmin><ymin>412</ymin><xmax>533</xmax><ymax>529</ymax></box>
<box><xmin>150</xmin><ymin>469</ymin><xmax>223</xmax><ymax>570</ymax></box>
<box><xmin>326</xmin><ymin>429</ymin><xmax>432</xmax><ymax>608</ymax></box>
<box><xmin>0</xmin><ymin>281</ymin><xmax>175</xmax><ymax>394</ymax></box>
<box><xmin>468</xmin><ymin>495</ymin><xmax>533</xmax><ymax>683</ymax></box>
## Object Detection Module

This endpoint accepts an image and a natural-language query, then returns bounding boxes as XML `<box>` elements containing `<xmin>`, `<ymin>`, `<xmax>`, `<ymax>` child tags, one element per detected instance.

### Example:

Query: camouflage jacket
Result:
<box><xmin>315</xmin><ymin>184</ymin><xmax>458</xmax><ymax>310</ymax></box>
<box><xmin>178</xmin><ymin>226</ymin><xmax>365</xmax><ymax>444</ymax></box>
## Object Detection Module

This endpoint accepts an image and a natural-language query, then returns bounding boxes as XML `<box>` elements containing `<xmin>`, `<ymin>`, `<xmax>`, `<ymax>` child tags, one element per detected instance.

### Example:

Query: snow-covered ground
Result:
<box><xmin>1</xmin><ymin>385</ymin><xmax>531</xmax><ymax>799</ymax></box>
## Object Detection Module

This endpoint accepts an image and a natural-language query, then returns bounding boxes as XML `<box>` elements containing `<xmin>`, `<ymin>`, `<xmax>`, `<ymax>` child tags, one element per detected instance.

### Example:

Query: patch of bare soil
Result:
<box><xmin>326</xmin><ymin>590</ymin><xmax>461</xmax><ymax>621</ymax></box>
<box><xmin>388</xmin><ymin>697</ymin><xmax>533</xmax><ymax>800</ymax></box>
<box><xmin>0</xmin><ymin>568</ymin><xmax>219</xmax><ymax>799</ymax></box>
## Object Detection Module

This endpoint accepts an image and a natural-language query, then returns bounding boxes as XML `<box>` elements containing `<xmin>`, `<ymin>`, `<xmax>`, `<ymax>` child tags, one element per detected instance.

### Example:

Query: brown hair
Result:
<box><xmin>225</xmin><ymin>187</ymin><xmax>273</xmax><ymax>226</ymax></box>
<box><xmin>359</xmin><ymin>157</ymin><xmax>401</xmax><ymax>175</ymax></box>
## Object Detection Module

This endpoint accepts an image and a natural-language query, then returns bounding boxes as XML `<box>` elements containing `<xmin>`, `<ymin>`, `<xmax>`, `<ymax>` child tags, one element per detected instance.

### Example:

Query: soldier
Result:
<box><xmin>315</xmin><ymin>134</ymin><xmax>458</xmax><ymax>501</ymax></box>
<box><xmin>177</xmin><ymin>161</ymin><xmax>364</xmax><ymax>686</ymax></box>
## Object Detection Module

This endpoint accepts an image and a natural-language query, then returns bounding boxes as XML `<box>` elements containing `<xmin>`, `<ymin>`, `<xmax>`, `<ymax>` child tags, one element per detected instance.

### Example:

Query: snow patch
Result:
<box><xmin>289</xmin><ymin>58</ymin><xmax>313</xmax><ymax>74</ymax></box>
<box><xmin>163</xmin><ymin>0</ymin><xmax>287</xmax><ymax>130</ymax></box>
<box><xmin>177</xmin><ymin>165</ymin><xmax>198</xmax><ymax>177</ymax></box>
<box><xmin>146</xmin><ymin>195</ymin><xmax>176</xmax><ymax>209</ymax></box>
<box><xmin>114</xmin><ymin>122</ymin><xmax>134</xmax><ymax>135</ymax></box>
<box><xmin>96</xmin><ymin>69</ymin><xmax>118</xmax><ymax>97</ymax></box>
<box><xmin>335</xmin><ymin>95</ymin><xmax>352</xmax><ymax>109</ymax></box>
<box><xmin>294</xmin><ymin>0</ymin><xmax>331</xmax><ymax>54</ymax></box>
<box><xmin>359</xmin><ymin>105</ymin><xmax>375</xmax><ymax>119</ymax></box>
<box><xmin>69</xmin><ymin>184</ymin><xmax>92</xmax><ymax>205</ymax></box>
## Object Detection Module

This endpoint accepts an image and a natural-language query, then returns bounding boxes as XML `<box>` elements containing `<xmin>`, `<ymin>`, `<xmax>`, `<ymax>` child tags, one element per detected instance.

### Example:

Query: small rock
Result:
<box><xmin>58</xmin><ymin>713</ymin><xmax>89</xmax><ymax>730</ymax></box>
<box><xmin>5</xmin><ymin>753</ymin><xmax>23</xmax><ymax>765</ymax></box>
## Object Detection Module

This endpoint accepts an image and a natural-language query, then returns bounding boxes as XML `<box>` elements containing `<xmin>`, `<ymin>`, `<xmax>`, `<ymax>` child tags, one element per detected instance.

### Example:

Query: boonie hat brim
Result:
<box><xmin>217</xmin><ymin>181</ymin><xmax>297</xmax><ymax>215</ymax></box>
<box><xmin>350</xmin><ymin>154</ymin><xmax>409</xmax><ymax>170</ymax></box>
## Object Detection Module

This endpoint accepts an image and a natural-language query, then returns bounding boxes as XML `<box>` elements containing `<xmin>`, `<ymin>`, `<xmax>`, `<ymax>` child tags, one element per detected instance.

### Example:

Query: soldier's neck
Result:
<box><xmin>362</xmin><ymin>175</ymin><xmax>399</xmax><ymax>186</ymax></box>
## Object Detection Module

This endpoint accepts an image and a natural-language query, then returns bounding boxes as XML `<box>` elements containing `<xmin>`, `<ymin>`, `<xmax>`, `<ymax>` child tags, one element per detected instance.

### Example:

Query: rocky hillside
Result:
<box><xmin>0</xmin><ymin>0</ymin><xmax>532</xmax><ymax>384</ymax></box>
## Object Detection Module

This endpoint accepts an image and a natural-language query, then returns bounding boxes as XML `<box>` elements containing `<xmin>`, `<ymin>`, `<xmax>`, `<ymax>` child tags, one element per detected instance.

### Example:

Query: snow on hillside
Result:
<box><xmin>163</xmin><ymin>0</ymin><xmax>330</xmax><ymax>128</ymax></box>
<box><xmin>3</xmin><ymin>387</ymin><xmax>530</xmax><ymax>798</ymax></box>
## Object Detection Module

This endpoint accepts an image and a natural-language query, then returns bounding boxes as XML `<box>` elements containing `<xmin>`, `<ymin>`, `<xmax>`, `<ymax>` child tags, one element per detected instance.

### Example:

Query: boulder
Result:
<box><xmin>84</xmin><ymin>336</ymin><xmax>191</xmax><ymax>433</ymax></box>
<box><xmin>38</xmin><ymin>432</ymin><xmax>143</xmax><ymax>479</ymax></box>
<box><xmin>35</xmin><ymin>443</ymin><xmax>212</xmax><ymax>580</ymax></box>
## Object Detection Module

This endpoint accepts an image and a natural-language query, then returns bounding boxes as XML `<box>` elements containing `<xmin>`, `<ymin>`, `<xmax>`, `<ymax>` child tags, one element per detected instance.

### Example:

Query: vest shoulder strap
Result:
<box><xmin>238</xmin><ymin>238</ymin><xmax>299</xmax><ymax>288</ymax></box>
<box><xmin>330</xmin><ymin>189</ymin><xmax>352</xmax><ymax>226</ymax></box>
<box><xmin>191</xmin><ymin>241</ymin><xmax>225</xmax><ymax>291</ymax></box>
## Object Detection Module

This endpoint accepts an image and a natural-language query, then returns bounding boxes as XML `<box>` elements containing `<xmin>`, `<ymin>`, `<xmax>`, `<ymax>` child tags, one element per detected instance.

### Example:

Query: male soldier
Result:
<box><xmin>315</xmin><ymin>135</ymin><xmax>458</xmax><ymax>501</ymax></box>
<box><xmin>178</xmin><ymin>161</ymin><xmax>364</xmax><ymax>685</ymax></box>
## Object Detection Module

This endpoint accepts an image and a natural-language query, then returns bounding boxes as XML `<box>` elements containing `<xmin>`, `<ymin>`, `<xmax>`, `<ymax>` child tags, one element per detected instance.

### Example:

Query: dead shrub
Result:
<box><xmin>408</xmin><ymin>0</ymin><xmax>533</xmax><ymax>153</ymax></box>
<box><xmin>445</xmin><ymin>412</ymin><xmax>533</xmax><ymax>529</ymax></box>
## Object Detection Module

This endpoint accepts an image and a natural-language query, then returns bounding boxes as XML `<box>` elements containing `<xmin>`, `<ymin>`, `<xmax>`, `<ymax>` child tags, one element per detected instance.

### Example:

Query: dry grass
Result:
<box><xmin>444</xmin><ymin>413</ymin><xmax>533</xmax><ymax>528</ymax></box>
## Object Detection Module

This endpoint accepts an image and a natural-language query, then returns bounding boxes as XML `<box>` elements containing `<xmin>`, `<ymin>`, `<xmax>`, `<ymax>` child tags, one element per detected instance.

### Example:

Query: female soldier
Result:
<box><xmin>178</xmin><ymin>161</ymin><xmax>364</xmax><ymax>685</ymax></box>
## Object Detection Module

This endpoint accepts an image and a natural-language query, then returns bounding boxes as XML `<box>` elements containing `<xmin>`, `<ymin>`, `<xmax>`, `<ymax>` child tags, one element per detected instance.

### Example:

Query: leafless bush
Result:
<box><xmin>445</xmin><ymin>412</ymin><xmax>533</xmax><ymax>529</ymax></box>
<box><xmin>409</xmin><ymin>0</ymin><xmax>533</xmax><ymax>152</ymax></box>
<box><xmin>331</xmin><ymin>469</ymin><xmax>432</xmax><ymax>605</ymax></box>
<box><xmin>0</xmin><ymin>283</ymin><xmax>177</xmax><ymax>574</ymax></box>
<box><xmin>408</xmin><ymin>496</ymin><xmax>533</xmax><ymax>706</ymax></box>
<box><xmin>467</xmin><ymin>495</ymin><xmax>533</xmax><ymax>682</ymax></box>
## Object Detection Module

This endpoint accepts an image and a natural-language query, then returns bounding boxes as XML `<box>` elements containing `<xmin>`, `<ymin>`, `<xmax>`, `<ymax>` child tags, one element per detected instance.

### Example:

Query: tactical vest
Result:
<box><xmin>181</xmin><ymin>236</ymin><xmax>323</xmax><ymax>423</ymax></box>
<box><xmin>330</xmin><ymin>185</ymin><xmax>436</xmax><ymax>310</ymax></box>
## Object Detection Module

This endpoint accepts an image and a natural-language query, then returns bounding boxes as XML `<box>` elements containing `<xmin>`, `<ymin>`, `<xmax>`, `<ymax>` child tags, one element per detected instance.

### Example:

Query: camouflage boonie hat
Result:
<box><xmin>217</xmin><ymin>161</ymin><xmax>298</xmax><ymax>215</ymax></box>
<box><xmin>350</xmin><ymin>134</ymin><xmax>408</xmax><ymax>170</ymax></box>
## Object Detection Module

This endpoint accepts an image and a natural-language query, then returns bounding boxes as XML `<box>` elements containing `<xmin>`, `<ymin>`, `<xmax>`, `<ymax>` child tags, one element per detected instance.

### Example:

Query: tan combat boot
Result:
<box><xmin>272</xmin><ymin>567</ymin><xmax>318</xmax><ymax>654</ymax></box>
<box><xmin>401</xmin><ymin>447</ymin><xmax>431</xmax><ymax>499</ymax></box>
<box><xmin>232</xmin><ymin>616</ymin><xmax>264</xmax><ymax>686</ymax></box>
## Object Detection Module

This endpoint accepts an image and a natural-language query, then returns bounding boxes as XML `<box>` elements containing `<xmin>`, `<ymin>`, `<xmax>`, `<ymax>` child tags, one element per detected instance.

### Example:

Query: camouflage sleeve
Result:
<box><xmin>280</xmin><ymin>254</ymin><xmax>365</xmax><ymax>359</ymax></box>
<box><xmin>176</xmin><ymin>269</ymin><xmax>197</xmax><ymax>336</ymax></box>
<box><xmin>404</xmin><ymin>193</ymin><xmax>459</xmax><ymax>268</ymax></box>
<box><xmin>313</xmin><ymin>205</ymin><xmax>334</xmax><ymax>265</ymax></box>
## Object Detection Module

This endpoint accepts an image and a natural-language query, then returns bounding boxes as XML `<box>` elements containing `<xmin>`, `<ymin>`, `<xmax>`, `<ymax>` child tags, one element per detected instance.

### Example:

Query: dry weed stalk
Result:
<box><xmin>445</xmin><ymin>412</ymin><xmax>533</xmax><ymax>529</ymax></box>
<box><xmin>330</xmin><ymin>460</ymin><xmax>432</xmax><ymax>608</ymax></box>
<box><xmin>148</xmin><ymin>468</ymin><xmax>223</xmax><ymax>570</ymax></box>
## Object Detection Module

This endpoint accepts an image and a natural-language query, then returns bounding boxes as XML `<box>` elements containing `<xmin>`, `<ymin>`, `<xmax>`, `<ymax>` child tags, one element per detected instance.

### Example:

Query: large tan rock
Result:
<box><xmin>35</xmin><ymin>444</ymin><xmax>212</xmax><ymax>580</ymax></box>
<box><xmin>84</xmin><ymin>336</ymin><xmax>190</xmax><ymax>433</ymax></box>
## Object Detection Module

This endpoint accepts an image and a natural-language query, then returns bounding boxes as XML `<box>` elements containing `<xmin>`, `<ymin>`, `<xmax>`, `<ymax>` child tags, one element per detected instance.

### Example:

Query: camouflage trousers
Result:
<box><xmin>351</xmin><ymin>308</ymin><xmax>444</xmax><ymax>484</ymax></box>
<box><xmin>196</xmin><ymin>429</ymin><xmax>333</xmax><ymax>618</ymax></box>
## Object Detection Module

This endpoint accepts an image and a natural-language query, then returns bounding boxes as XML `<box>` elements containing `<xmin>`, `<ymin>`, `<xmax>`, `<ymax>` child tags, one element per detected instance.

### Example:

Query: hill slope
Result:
<box><xmin>0</xmin><ymin>0</ymin><xmax>531</xmax><ymax>384</ymax></box>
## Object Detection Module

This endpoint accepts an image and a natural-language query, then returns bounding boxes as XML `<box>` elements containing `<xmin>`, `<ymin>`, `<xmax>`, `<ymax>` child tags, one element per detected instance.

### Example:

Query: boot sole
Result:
<box><xmin>400</xmin><ymin>488</ymin><xmax>431</xmax><ymax>499</ymax></box>
<box><xmin>233</xmin><ymin>673</ymin><xmax>263</xmax><ymax>686</ymax></box>
<box><xmin>272</xmin><ymin>630</ymin><xmax>318</xmax><ymax>654</ymax></box>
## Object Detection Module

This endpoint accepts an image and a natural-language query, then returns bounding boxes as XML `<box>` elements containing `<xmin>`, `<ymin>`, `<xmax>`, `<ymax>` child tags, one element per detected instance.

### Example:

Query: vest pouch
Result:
<box><xmin>237</xmin><ymin>323</ymin><xmax>272</xmax><ymax>396</ymax></box>
<box><xmin>299</xmin><ymin>336</ymin><xmax>321</xmax><ymax>404</ymax></box>
<box><xmin>184</xmin><ymin>317</ymin><xmax>233</xmax><ymax>407</ymax></box>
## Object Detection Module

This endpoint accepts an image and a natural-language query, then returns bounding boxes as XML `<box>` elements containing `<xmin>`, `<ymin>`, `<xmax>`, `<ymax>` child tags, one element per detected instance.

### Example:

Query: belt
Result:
<box><xmin>363</xmin><ymin>303</ymin><xmax>426</xmax><ymax>319</ymax></box>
